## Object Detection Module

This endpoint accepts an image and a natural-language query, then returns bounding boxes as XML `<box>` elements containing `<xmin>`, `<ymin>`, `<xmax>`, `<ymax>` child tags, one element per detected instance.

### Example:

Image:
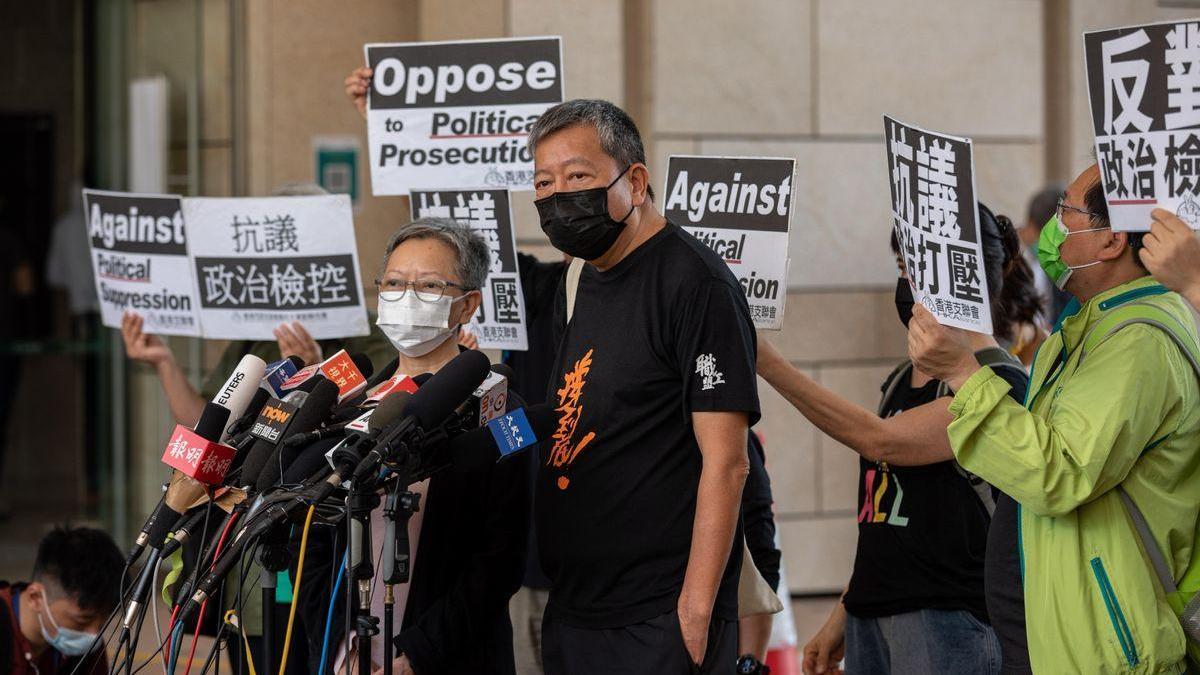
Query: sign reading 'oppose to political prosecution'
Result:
<box><xmin>365</xmin><ymin>37</ymin><xmax>564</xmax><ymax>196</ymax></box>
<box><xmin>1085</xmin><ymin>20</ymin><xmax>1200</xmax><ymax>231</ymax></box>
<box><xmin>663</xmin><ymin>156</ymin><xmax>795</xmax><ymax>330</ymax></box>
<box><xmin>410</xmin><ymin>188</ymin><xmax>528</xmax><ymax>350</ymax></box>
<box><xmin>182</xmin><ymin>194</ymin><xmax>369</xmax><ymax>340</ymax></box>
<box><xmin>884</xmin><ymin>116</ymin><xmax>993</xmax><ymax>335</ymax></box>
<box><xmin>83</xmin><ymin>189</ymin><xmax>202</xmax><ymax>336</ymax></box>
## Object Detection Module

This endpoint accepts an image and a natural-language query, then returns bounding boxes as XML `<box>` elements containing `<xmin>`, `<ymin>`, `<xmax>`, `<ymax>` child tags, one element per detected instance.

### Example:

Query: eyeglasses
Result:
<box><xmin>1057</xmin><ymin>197</ymin><xmax>1103</xmax><ymax>222</ymax></box>
<box><xmin>374</xmin><ymin>277</ymin><xmax>470</xmax><ymax>303</ymax></box>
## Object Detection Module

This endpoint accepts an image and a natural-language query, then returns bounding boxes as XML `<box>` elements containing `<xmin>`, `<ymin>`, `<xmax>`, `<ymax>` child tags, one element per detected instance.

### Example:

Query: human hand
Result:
<box><xmin>274</xmin><ymin>321</ymin><xmax>322</xmax><ymax>366</ymax></box>
<box><xmin>801</xmin><ymin>602</ymin><xmax>846</xmax><ymax>675</ymax></box>
<box><xmin>1144</xmin><ymin>208</ymin><xmax>1200</xmax><ymax>305</ymax></box>
<box><xmin>907</xmin><ymin>304</ymin><xmax>979</xmax><ymax>391</ymax></box>
<box><xmin>344</xmin><ymin>66</ymin><xmax>373</xmax><ymax>119</ymax></box>
<box><xmin>120</xmin><ymin>311</ymin><xmax>174</xmax><ymax>367</ymax></box>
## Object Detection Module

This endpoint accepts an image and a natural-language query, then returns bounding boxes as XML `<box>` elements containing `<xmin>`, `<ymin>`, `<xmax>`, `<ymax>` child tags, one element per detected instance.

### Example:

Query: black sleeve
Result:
<box><xmin>675</xmin><ymin>278</ymin><xmax>760</xmax><ymax>425</ymax></box>
<box><xmin>741</xmin><ymin>432</ymin><xmax>781</xmax><ymax>592</ymax></box>
<box><xmin>393</xmin><ymin>433</ymin><xmax>531</xmax><ymax>673</ymax></box>
<box><xmin>991</xmin><ymin>364</ymin><xmax>1030</xmax><ymax>404</ymax></box>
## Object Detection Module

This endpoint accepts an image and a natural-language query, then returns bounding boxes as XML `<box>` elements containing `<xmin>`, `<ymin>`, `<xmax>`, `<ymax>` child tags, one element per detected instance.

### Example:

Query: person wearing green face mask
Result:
<box><xmin>0</xmin><ymin>526</ymin><xmax>125</xmax><ymax>675</ymax></box>
<box><xmin>907</xmin><ymin>163</ymin><xmax>1200</xmax><ymax>674</ymax></box>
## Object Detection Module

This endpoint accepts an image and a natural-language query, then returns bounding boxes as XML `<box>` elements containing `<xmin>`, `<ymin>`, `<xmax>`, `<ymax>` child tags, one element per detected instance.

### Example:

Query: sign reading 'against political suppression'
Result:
<box><xmin>183</xmin><ymin>194</ymin><xmax>369</xmax><ymax>340</ymax></box>
<box><xmin>410</xmin><ymin>189</ymin><xmax>528</xmax><ymax>350</ymax></box>
<box><xmin>83</xmin><ymin>189</ymin><xmax>202</xmax><ymax>336</ymax></box>
<box><xmin>1085</xmin><ymin>19</ymin><xmax>1200</xmax><ymax>231</ymax></box>
<box><xmin>663</xmin><ymin>156</ymin><xmax>795</xmax><ymax>330</ymax></box>
<box><xmin>365</xmin><ymin>37</ymin><xmax>564</xmax><ymax>196</ymax></box>
<box><xmin>884</xmin><ymin>116</ymin><xmax>993</xmax><ymax>335</ymax></box>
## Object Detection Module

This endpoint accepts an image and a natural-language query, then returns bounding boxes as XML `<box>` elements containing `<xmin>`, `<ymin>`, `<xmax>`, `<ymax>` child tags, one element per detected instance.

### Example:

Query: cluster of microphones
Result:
<box><xmin>101</xmin><ymin>348</ymin><xmax>555</xmax><ymax>675</ymax></box>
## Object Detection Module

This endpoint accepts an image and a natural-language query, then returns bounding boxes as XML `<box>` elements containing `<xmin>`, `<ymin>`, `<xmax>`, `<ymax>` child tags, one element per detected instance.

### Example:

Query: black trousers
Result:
<box><xmin>542</xmin><ymin>610</ymin><xmax>737</xmax><ymax>675</ymax></box>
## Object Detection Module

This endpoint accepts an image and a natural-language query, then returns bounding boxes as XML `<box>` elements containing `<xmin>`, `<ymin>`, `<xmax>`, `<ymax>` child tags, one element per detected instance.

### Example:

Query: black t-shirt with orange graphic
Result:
<box><xmin>537</xmin><ymin>221</ymin><xmax>761</xmax><ymax>629</ymax></box>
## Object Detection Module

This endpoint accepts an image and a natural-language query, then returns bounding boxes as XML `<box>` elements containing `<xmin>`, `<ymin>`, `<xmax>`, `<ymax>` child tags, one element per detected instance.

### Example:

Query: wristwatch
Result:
<box><xmin>736</xmin><ymin>654</ymin><xmax>770</xmax><ymax>674</ymax></box>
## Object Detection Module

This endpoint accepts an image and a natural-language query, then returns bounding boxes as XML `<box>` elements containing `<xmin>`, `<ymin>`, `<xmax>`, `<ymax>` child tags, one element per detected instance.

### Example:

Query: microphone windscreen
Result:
<box><xmin>240</xmin><ymin>389</ymin><xmax>270</xmax><ymax>425</ymax></box>
<box><xmin>366</xmin><ymin>357</ymin><xmax>399</xmax><ymax>388</ymax></box>
<box><xmin>412</xmin><ymin>372</ymin><xmax>433</xmax><ymax>385</ymax></box>
<box><xmin>212</xmin><ymin>354</ymin><xmax>268</xmax><ymax>424</ymax></box>
<box><xmin>286</xmin><ymin>354</ymin><xmax>306</xmax><ymax>369</ymax></box>
<box><xmin>369</xmin><ymin>391</ymin><xmax>412</xmax><ymax>433</ymax></box>
<box><xmin>194</xmin><ymin>403</ymin><xmax>232</xmax><ymax>442</ymax></box>
<box><xmin>254</xmin><ymin>378</ymin><xmax>339</xmax><ymax>492</ymax></box>
<box><xmin>350</xmin><ymin>353</ymin><xmax>375</xmax><ymax>380</ymax></box>
<box><xmin>404</xmin><ymin>350</ymin><xmax>490</xmax><ymax>429</ymax></box>
<box><xmin>295</xmin><ymin>373</ymin><xmax>324</xmax><ymax>393</ymax></box>
<box><xmin>449</xmin><ymin>403</ymin><xmax>556</xmax><ymax>471</ymax></box>
<box><xmin>489</xmin><ymin>362</ymin><xmax>515</xmax><ymax>381</ymax></box>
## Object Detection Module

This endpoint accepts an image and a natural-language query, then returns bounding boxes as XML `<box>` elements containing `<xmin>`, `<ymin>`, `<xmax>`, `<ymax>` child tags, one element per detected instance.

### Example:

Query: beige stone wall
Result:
<box><xmin>122</xmin><ymin>0</ymin><xmax>1200</xmax><ymax>593</ymax></box>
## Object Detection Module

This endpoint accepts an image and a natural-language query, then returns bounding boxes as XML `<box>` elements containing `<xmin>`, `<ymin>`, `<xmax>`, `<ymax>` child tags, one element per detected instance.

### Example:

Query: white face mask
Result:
<box><xmin>376</xmin><ymin>290</ymin><xmax>468</xmax><ymax>357</ymax></box>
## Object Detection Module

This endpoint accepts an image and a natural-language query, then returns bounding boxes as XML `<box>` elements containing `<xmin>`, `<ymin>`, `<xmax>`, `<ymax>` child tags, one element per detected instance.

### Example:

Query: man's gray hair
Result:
<box><xmin>271</xmin><ymin>182</ymin><xmax>329</xmax><ymax>197</ymax></box>
<box><xmin>380</xmin><ymin>217</ymin><xmax>490</xmax><ymax>291</ymax></box>
<box><xmin>527</xmin><ymin>98</ymin><xmax>654</xmax><ymax>200</ymax></box>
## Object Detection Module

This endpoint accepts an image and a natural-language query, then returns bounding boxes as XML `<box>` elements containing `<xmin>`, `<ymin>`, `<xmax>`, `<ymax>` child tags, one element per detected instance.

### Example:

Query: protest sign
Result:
<box><xmin>663</xmin><ymin>156</ymin><xmax>795</xmax><ymax>330</ymax></box>
<box><xmin>410</xmin><ymin>188</ymin><xmax>528</xmax><ymax>350</ymax></box>
<box><xmin>364</xmin><ymin>37</ymin><xmax>563</xmax><ymax>195</ymax></box>
<box><xmin>1086</xmin><ymin>19</ymin><xmax>1200</xmax><ymax>230</ymax></box>
<box><xmin>183</xmin><ymin>194</ymin><xmax>369</xmax><ymax>340</ymax></box>
<box><xmin>83</xmin><ymin>188</ymin><xmax>201</xmax><ymax>336</ymax></box>
<box><xmin>884</xmin><ymin>115</ymin><xmax>993</xmax><ymax>335</ymax></box>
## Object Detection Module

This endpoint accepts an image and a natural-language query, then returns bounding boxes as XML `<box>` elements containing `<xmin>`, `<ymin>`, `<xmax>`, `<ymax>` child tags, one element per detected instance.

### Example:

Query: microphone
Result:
<box><xmin>449</xmin><ymin>404</ymin><xmax>556</xmax><ymax>472</ymax></box>
<box><xmin>280</xmin><ymin>350</ymin><xmax>373</xmax><ymax>402</ymax></box>
<box><xmin>223</xmin><ymin>388</ymin><xmax>271</xmax><ymax>438</ymax></box>
<box><xmin>350</xmin><ymin>350</ymin><xmax>491</xmax><ymax>481</ymax></box>
<box><xmin>365</xmin><ymin>356</ymin><xmax>400</xmax><ymax>389</ymax></box>
<box><xmin>178</xmin><ymin>391</ymin><xmax>413</xmax><ymax>625</ymax></box>
<box><xmin>251</xmin><ymin>379</ymin><xmax>340</xmax><ymax>493</ymax></box>
<box><xmin>127</xmin><ymin>402</ymin><xmax>233</xmax><ymax>564</ymax></box>
<box><xmin>122</xmin><ymin>401</ymin><xmax>237</xmax><ymax>629</ymax></box>
<box><xmin>212</xmin><ymin>354</ymin><xmax>268</xmax><ymax>441</ymax></box>
<box><xmin>365</xmin><ymin>371</ymin><xmax>419</xmax><ymax>405</ymax></box>
<box><xmin>261</xmin><ymin>355</ymin><xmax>305</xmax><ymax>397</ymax></box>
<box><xmin>457</xmin><ymin>363</ymin><xmax>511</xmax><ymax>428</ymax></box>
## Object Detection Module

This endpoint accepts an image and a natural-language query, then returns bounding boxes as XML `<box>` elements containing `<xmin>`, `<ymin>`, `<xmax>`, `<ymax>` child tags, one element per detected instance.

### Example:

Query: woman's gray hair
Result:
<box><xmin>380</xmin><ymin>217</ymin><xmax>490</xmax><ymax>290</ymax></box>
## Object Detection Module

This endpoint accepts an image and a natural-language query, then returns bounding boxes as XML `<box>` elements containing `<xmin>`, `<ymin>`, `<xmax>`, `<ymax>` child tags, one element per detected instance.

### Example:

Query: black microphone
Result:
<box><xmin>449</xmin><ymin>404</ymin><xmax>556</xmax><ymax>472</ymax></box>
<box><xmin>179</xmin><ymin>391</ymin><xmax>412</xmax><ymax>624</ymax></box>
<box><xmin>350</xmin><ymin>352</ymin><xmax>375</xmax><ymax>381</ymax></box>
<box><xmin>351</xmin><ymin>350</ymin><xmax>491</xmax><ymax>481</ymax></box>
<box><xmin>224</xmin><ymin>388</ymin><xmax>271</xmax><ymax>438</ymax></box>
<box><xmin>366</xmin><ymin>356</ymin><xmax>400</xmax><ymax>389</ymax></box>
<box><xmin>127</xmin><ymin>402</ymin><xmax>232</xmax><ymax>565</ymax></box>
<box><xmin>253</xmin><ymin>379</ymin><xmax>340</xmax><ymax>493</ymax></box>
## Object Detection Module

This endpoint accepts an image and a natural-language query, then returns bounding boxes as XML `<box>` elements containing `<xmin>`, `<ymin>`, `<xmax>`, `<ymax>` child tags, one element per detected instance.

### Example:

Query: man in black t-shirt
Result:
<box><xmin>527</xmin><ymin>100</ymin><xmax>760</xmax><ymax>675</ymax></box>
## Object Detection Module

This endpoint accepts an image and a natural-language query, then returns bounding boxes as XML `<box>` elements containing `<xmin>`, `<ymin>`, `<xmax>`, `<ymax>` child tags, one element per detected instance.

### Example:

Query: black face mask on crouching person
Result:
<box><xmin>534</xmin><ymin>165</ymin><xmax>635</xmax><ymax>260</ymax></box>
<box><xmin>895</xmin><ymin>277</ymin><xmax>915</xmax><ymax>328</ymax></box>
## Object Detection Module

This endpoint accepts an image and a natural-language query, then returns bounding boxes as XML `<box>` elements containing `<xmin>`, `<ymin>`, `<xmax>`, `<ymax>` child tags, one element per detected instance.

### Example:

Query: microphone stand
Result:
<box><xmin>256</xmin><ymin>527</ymin><xmax>291</xmax><ymax>675</ymax></box>
<box><xmin>380</xmin><ymin>472</ymin><xmax>419</xmax><ymax>675</ymax></box>
<box><xmin>347</xmin><ymin>473</ymin><xmax>381</xmax><ymax>675</ymax></box>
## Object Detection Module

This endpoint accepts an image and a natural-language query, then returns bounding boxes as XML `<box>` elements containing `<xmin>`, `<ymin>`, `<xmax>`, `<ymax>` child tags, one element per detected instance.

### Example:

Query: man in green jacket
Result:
<box><xmin>908</xmin><ymin>163</ymin><xmax>1200</xmax><ymax>673</ymax></box>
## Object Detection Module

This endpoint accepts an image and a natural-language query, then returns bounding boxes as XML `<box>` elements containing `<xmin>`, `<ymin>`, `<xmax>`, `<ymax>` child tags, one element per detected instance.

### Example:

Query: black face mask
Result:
<box><xmin>894</xmin><ymin>276</ymin><xmax>915</xmax><ymax>328</ymax></box>
<box><xmin>534</xmin><ymin>166</ymin><xmax>634</xmax><ymax>260</ymax></box>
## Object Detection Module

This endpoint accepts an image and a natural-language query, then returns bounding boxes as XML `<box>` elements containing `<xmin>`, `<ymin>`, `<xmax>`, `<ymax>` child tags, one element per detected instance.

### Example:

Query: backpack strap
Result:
<box><xmin>876</xmin><ymin>361</ymin><xmax>914</xmax><ymax>417</ymax></box>
<box><xmin>1078</xmin><ymin>300</ymin><xmax>1200</xmax><ymax>594</ymax></box>
<box><xmin>938</xmin><ymin>347</ymin><xmax>1025</xmax><ymax>516</ymax></box>
<box><xmin>564</xmin><ymin>257</ymin><xmax>585</xmax><ymax>323</ymax></box>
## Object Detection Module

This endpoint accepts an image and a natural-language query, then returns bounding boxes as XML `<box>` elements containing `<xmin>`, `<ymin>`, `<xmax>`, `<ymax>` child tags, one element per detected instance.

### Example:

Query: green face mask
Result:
<box><xmin>1036</xmin><ymin>214</ymin><xmax>1108</xmax><ymax>291</ymax></box>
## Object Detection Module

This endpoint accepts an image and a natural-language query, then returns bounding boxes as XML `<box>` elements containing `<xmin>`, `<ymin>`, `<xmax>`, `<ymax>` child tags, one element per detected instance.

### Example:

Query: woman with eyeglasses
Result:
<box><xmin>296</xmin><ymin>218</ymin><xmax>530</xmax><ymax>675</ymax></box>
